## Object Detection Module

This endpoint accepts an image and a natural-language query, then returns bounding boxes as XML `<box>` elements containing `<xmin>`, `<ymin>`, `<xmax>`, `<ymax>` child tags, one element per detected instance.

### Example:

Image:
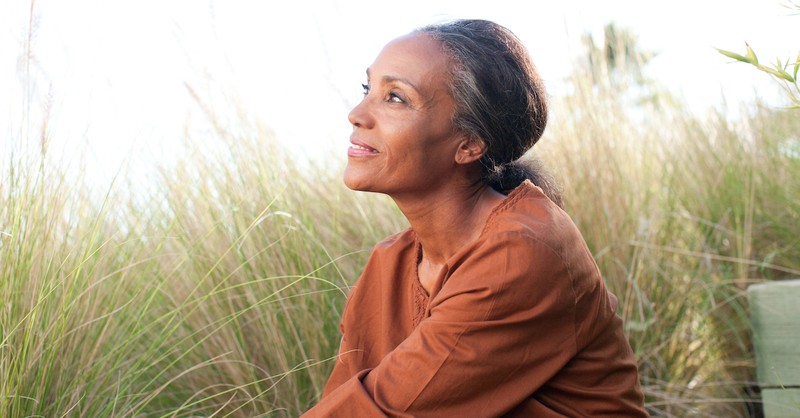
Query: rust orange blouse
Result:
<box><xmin>303</xmin><ymin>181</ymin><xmax>648</xmax><ymax>417</ymax></box>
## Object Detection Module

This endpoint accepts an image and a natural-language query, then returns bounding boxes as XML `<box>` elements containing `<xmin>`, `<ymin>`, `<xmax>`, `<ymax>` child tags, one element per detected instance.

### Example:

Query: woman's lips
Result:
<box><xmin>348</xmin><ymin>140</ymin><xmax>379</xmax><ymax>157</ymax></box>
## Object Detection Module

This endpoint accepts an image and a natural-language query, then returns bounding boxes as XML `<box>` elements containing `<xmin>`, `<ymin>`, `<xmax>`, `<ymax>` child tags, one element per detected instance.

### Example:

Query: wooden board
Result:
<box><xmin>762</xmin><ymin>388</ymin><xmax>800</xmax><ymax>418</ymax></box>
<box><xmin>749</xmin><ymin>279</ymin><xmax>800</xmax><ymax>388</ymax></box>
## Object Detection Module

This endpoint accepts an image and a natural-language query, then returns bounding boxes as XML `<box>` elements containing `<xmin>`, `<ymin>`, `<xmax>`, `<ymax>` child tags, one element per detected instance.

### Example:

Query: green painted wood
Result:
<box><xmin>748</xmin><ymin>279</ymin><xmax>800</xmax><ymax>388</ymax></box>
<box><xmin>762</xmin><ymin>388</ymin><xmax>800</xmax><ymax>418</ymax></box>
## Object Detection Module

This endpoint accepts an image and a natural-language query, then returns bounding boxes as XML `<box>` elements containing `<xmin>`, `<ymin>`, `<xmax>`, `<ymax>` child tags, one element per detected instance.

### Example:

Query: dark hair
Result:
<box><xmin>416</xmin><ymin>19</ymin><xmax>562</xmax><ymax>207</ymax></box>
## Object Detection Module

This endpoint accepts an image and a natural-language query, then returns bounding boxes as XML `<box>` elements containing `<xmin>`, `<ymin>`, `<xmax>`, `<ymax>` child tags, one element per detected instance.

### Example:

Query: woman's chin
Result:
<box><xmin>343</xmin><ymin>171</ymin><xmax>369</xmax><ymax>192</ymax></box>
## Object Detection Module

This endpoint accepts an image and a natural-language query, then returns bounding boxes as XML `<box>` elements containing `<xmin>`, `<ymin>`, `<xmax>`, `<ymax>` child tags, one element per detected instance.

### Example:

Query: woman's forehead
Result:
<box><xmin>368</xmin><ymin>33</ymin><xmax>450</xmax><ymax>84</ymax></box>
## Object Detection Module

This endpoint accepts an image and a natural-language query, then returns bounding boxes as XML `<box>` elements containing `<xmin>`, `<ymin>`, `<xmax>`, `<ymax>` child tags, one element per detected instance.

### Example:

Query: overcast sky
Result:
<box><xmin>2</xmin><ymin>0</ymin><xmax>797</xmax><ymax>182</ymax></box>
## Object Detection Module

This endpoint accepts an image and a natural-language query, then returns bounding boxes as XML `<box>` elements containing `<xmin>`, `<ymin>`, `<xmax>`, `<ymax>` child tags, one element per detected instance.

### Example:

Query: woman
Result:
<box><xmin>304</xmin><ymin>19</ymin><xmax>648</xmax><ymax>417</ymax></box>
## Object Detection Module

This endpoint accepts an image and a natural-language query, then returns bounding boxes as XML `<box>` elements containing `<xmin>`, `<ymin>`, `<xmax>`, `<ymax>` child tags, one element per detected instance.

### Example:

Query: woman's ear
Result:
<box><xmin>454</xmin><ymin>137</ymin><xmax>487</xmax><ymax>165</ymax></box>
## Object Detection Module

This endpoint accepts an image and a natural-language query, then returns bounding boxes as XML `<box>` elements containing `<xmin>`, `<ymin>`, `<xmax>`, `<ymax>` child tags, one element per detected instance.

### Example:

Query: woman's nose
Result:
<box><xmin>348</xmin><ymin>97</ymin><xmax>372</xmax><ymax>129</ymax></box>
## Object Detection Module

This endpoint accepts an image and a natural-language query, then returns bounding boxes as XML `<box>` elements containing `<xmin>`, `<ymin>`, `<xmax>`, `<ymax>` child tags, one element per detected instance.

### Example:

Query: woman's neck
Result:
<box><xmin>393</xmin><ymin>182</ymin><xmax>506</xmax><ymax>265</ymax></box>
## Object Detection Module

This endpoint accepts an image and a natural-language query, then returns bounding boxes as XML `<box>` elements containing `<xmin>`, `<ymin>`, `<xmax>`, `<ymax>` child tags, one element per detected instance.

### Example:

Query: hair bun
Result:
<box><xmin>485</xmin><ymin>159</ymin><xmax>563</xmax><ymax>207</ymax></box>
<box><xmin>485</xmin><ymin>161</ymin><xmax>526</xmax><ymax>193</ymax></box>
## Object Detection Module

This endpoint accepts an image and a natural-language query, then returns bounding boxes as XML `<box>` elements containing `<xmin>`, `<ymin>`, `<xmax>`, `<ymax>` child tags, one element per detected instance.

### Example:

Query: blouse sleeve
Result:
<box><xmin>303</xmin><ymin>231</ymin><xmax>601</xmax><ymax>417</ymax></box>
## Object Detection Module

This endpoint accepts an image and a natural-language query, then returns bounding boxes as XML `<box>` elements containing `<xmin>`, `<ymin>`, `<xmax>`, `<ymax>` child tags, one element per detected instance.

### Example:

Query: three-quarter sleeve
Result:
<box><xmin>304</xmin><ymin>231</ymin><xmax>593</xmax><ymax>417</ymax></box>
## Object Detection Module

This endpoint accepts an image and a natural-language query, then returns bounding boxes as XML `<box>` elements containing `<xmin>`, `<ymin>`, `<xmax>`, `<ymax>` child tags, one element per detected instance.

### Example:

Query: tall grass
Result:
<box><xmin>2</xmin><ymin>119</ymin><xmax>405</xmax><ymax>416</ymax></box>
<box><xmin>4</xmin><ymin>35</ymin><xmax>800</xmax><ymax>418</ymax></box>
<box><xmin>537</xmin><ymin>73</ymin><xmax>800</xmax><ymax>416</ymax></box>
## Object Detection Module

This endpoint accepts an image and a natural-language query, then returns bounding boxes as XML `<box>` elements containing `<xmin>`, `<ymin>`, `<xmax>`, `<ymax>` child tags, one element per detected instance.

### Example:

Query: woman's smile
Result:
<box><xmin>347</xmin><ymin>138</ymin><xmax>379</xmax><ymax>157</ymax></box>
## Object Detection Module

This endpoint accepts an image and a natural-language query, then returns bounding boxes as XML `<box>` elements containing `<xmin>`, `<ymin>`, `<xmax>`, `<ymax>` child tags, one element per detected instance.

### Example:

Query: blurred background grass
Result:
<box><xmin>2</xmin><ymin>21</ymin><xmax>799</xmax><ymax>418</ymax></box>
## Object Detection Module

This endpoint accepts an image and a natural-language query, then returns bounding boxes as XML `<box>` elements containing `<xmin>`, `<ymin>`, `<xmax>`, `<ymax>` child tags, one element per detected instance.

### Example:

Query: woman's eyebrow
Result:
<box><xmin>365</xmin><ymin>68</ymin><xmax>420</xmax><ymax>93</ymax></box>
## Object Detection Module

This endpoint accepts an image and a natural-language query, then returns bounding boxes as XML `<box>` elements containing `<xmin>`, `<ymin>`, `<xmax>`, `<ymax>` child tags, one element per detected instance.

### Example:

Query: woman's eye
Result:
<box><xmin>360</xmin><ymin>83</ymin><xmax>404</xmax><ymax>104</ymax></box>
<box><xmin>388</xmin><ymin>92</ymin><xmax>404</xmax><ymax>103</ymax></box>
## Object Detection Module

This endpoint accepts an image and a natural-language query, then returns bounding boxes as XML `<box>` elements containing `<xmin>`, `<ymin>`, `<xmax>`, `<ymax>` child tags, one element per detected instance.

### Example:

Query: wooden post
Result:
<box><xmin>749</xmin><ymin>279</ymin><xmax>800</xmax><ymax>417</ymax></box>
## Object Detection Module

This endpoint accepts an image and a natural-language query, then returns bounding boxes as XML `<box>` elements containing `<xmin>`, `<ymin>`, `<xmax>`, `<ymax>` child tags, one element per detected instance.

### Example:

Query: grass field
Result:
<box><xmin>3</xmin><ymin>34</ymin><xmax>800</xmax><ymax>418</ymax></box>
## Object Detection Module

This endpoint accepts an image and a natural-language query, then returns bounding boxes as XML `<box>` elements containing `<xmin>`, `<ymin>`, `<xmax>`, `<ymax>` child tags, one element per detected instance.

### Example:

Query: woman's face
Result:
<box><xmin>344</xmin><ymin>33</ymin><xmax>464</xmax><ymax>198</ymax></box>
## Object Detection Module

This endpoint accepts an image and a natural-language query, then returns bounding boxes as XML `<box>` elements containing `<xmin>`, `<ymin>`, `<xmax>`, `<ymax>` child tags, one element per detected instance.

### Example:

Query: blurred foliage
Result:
<box><xmin>717</xmin><ymin>1</ymin><xmax>800</xmax><ymax>108</ymax></box>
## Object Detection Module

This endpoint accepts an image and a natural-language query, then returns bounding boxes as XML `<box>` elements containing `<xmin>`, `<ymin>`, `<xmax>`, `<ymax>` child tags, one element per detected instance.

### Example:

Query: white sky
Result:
<box><xmin>1</xmin><ymin>0</ymin><xmax>798</xmax><ymax>184</ymax></box>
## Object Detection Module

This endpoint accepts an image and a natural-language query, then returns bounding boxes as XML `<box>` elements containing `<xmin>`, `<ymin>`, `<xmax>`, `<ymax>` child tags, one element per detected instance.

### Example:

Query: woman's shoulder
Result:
<box><xmin>373</xmin><ymin>227</ymin><xmax>416</xmax><ymax>254</ymax></box>
<box><xmin>477</xmin><ymin>181</ymin><xmax>600</xmax><ymax>281</ymax></box>
<box><xmin>483</xmin><ymin>180</ymin><xmax>577</xmax><ymax>247</ymax></box>
<box><xmin>357</xmin><ymin>228</ymin><xmax>418</xmax><ymax>278</ymax></box>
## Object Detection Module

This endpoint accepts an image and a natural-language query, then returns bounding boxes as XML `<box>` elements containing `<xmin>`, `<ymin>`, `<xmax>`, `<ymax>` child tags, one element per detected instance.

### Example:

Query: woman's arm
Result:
<box><xmin>304</xmin><ymin>232</ymin><xmax>594</xmax><ymax>417</ymax></box>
